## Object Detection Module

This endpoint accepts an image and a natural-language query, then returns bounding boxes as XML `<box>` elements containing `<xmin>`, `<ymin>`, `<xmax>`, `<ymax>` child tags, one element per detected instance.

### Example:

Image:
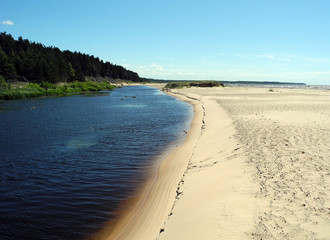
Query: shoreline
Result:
<box><xmin>159</xmin><ymin>88</ymin><xmax>260</xmax><ymax>239</ymax></box>
<box><xmin>94</xmin><ymin>85</ymin><xmax>330</xmax><ymax>239</ymax></box>
<box><xmin>92</xmin><ymin>86</ymin><xmax>203</xmax><ymax>240</ymax></box>
<box><xmin>162</xmin><ymin>86</ymin><xmax>329</xmax><ymax>239</ymax></box>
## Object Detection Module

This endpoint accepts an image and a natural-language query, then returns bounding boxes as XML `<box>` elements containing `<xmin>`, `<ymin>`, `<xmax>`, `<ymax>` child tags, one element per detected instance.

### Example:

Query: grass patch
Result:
<box><xmin>0</xmin><ymin>80</ymin><xmax>117</xmax><ymax>100</ymax></box>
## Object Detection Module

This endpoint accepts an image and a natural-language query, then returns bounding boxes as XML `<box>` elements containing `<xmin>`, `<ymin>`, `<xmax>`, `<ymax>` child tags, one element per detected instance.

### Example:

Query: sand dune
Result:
<box><xmin>101</xmin><ymin>86</ymin><xmax>330</xmax><ymax>240</ymax></box>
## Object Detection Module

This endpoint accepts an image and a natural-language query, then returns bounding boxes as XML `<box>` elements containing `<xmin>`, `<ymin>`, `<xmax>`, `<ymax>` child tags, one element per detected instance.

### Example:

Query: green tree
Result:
<box><xmin>0</xmin><ymin>47</ymin><xmax>16</xmax><ymax>80</ymax></box>
<box><xmin>0</xmin><ymin>32</ymin><xmax>141</xmax><ymax>84</ymax></box>
<box><xmin>68</xmin><ymin>62</ymin><xmax>76</xmax><ymax>81</ymax></box>
<box><xmin>0</xmin><ymin>75</ymin><xmax>10</xmax><ymax>91</ymax></box>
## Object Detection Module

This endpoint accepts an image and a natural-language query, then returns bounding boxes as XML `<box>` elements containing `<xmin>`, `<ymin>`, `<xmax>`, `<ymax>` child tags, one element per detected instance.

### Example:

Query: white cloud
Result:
<box><xmin>127</xmin><ymin>56</ymin><xmax>330</xmax><ymax>84</ymax></box>
<box><xmin>149</xmin><ymin>64</ymin><xmax>165</xmax><ymax>71</ymax></box>
<box><xmin>136</xmin><ymin>63</ymin><xmax>165</xmax><ymax>74</ymax></box>
<box><xmin>1</xmin><ymin>20</ymin><xmax>14</xmax><ymax>25</ymax></box>
<box><xmin>132</xmin><ymin>63</ymin><xmax>203</xmax><ymax>80</ymax></box>
<box><xmin>122</xmin><ymin>63</ymin><xmax>131</xmax><ymax>68</ymax></box>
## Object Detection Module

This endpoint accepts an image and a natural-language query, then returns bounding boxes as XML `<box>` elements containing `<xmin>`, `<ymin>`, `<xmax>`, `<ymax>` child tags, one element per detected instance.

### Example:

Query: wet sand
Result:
<box><xmin>99</xmin><ymin>86</ymin><xmax>330</xmax><ymax>240</ymax></box>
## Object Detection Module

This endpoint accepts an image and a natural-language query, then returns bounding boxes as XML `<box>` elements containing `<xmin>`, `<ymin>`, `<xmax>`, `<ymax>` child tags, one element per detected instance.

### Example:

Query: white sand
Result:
<box><xmin>97</xmin><ymin>86</ymin><xmax>330</xmax><ymax>240</ymax></box>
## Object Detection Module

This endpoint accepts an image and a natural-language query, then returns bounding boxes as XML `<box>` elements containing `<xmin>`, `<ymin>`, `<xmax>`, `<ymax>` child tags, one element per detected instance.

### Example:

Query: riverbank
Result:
<box><xmin>99</xmin><ymin>86</ymin><xmax>330</xmax><ymax>239</ymax></box>
<box><xmin>93</xmin><ymin>86</ymin><xmax>203</xmax><ymax>239</ymax></box>
<box><xmin>0</xmin><ymin>80</ymin><xmax>117</xmax><ymax>100</ymax></box>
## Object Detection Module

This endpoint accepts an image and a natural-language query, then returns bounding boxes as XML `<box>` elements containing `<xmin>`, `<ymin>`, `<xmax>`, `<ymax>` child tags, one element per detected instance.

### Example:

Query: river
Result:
<box><xmin>0</xmin><ymin>85</ymin><xmax>193</xmax><ymax>240</ymax></box>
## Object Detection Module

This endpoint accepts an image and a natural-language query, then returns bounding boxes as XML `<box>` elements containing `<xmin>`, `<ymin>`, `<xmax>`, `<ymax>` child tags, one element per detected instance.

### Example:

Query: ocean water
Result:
<box><xmin>0</xmin><ymin>86</ymin><xmax>193</xmax><ymax>240</ymax></box>
<box><xmin>224</xmin><ymin>83</ymin><xmax>330</xmax><ymax>90</ymax></box>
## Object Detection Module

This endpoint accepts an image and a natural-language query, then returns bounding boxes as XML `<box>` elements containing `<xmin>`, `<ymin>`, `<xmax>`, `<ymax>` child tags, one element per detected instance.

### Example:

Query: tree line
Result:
<box><xmin>0</xmin><ymin>32</ymin><xmax>141</xmax><ymax>83</ymax></box>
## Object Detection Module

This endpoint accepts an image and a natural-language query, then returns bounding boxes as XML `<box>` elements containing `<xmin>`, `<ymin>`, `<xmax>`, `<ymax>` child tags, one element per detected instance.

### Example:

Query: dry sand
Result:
<box><xmin>100</xmin><ymin>86</ymin><xmax>330</xmax><ymax>240</ymax></box>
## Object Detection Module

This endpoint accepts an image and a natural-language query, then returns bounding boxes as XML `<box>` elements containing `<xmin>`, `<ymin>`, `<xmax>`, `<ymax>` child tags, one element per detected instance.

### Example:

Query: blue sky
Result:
<box><xmin>1</xmin><ymin>0</ymin><xmax>330</xmax><ymax>85</ymax></box>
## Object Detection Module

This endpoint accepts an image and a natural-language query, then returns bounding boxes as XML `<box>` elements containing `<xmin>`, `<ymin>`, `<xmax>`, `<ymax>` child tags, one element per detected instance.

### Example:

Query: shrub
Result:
<box><xmin>165</xmin><ymin>81</ymin><xmax>223</xmax><ymax>89</ymax></box>
<box><xmin>24</xmin><ymin>83</ymin><xmax>44</xmax><ymax>91</ymax></box>
<box><xmin>1</xmin><ymin>80</ymin><xmax>116</xmax><ymax>100</ymax></box>
<box><xmin>40</xmin><ymin>81</ymin><xmax>55</xmax><ymax>90</ymax></box>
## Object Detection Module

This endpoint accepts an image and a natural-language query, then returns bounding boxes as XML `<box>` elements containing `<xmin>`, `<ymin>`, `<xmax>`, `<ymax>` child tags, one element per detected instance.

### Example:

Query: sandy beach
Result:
<box><xmin>99</xmin><ymin>86</ymin><xmax>330</xmax><ymax>240</ymax></box>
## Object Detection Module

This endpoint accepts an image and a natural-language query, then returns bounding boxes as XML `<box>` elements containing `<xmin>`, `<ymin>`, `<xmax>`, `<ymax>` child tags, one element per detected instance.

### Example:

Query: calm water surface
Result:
<box><xmin>0</xmin><ymin>86</ymin><xmax>193</xmax><ymax>240</ymax></box>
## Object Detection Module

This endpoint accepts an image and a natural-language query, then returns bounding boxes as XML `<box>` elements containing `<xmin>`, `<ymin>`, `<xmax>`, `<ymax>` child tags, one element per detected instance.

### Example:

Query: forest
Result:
<box><xmin>0</xmin><ymin>32</ymin><xmax>141</xmax><ymax>84</ymax></box>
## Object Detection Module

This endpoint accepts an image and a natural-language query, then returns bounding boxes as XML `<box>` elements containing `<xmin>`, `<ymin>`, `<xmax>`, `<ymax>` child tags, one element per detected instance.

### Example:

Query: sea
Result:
<box><xmin>0</xmin><ymin>86</ymin><xmax>193</xmax><ymax>240</ymax></box>
<box><xmin>224</xmin><ymin>83</ymin><xmax>330</xmax><ymax>90</ymax></box>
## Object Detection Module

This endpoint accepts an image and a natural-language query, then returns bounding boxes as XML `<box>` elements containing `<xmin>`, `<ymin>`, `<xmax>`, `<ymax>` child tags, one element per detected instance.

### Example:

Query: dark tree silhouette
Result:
<box><xmin>0</xmin><ymin>32</ymin><xmax>141</xmax><ymax>83</ymax></box>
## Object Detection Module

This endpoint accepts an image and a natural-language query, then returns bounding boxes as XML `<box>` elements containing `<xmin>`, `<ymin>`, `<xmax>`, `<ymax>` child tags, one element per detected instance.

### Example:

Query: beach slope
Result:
<box><xmin>161</xmin><ymin>87</ymin><xmax>330</xmax><ymax>239</ymax></box>
<box><xmin>101</xmin><ymin>86</ymin><xmax>330</xmax><ymax>240</ymax></box>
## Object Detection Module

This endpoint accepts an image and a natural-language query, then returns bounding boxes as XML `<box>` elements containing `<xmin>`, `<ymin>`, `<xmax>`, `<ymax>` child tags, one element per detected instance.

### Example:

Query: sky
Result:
<box><xmin>1</xmin><ymin>0</ymin><xmax>330</xmax><ymax>85</ymax></box>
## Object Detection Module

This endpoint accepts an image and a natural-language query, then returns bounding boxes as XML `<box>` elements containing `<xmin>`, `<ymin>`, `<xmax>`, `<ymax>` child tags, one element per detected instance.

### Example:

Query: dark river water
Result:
<box><xmin>0</xmin><ymin>86</ymin><xmax>193</xmax><ymax>240</ymax></box>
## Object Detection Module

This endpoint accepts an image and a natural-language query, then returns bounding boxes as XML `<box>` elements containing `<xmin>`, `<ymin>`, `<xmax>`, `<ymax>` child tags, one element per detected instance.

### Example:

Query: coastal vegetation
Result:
<box><xmin>0</xmin><ymin>80</ymin><xmax>116</xmax><ymax>100</ymax></box>
<box><xmin>0</xmin><ymin>32</ymin><xmax>141</xmax><ymax>84</ymax></box>
<box><xmin>164</xmin><ymin>81</ymin><xmax>223</xmax><ymax>89</ymax></box>
<box><xmin>0</xmin><ymin>32</ymin><xmax>144</xmax><ymax>99</ymax></box>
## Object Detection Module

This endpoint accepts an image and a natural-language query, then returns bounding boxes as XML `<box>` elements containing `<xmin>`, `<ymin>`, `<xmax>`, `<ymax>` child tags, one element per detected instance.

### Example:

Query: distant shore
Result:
<box><xmin>96</xmin><ymin>85</ymin><xmax>330</xmax><ymax>240</ymax></box>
